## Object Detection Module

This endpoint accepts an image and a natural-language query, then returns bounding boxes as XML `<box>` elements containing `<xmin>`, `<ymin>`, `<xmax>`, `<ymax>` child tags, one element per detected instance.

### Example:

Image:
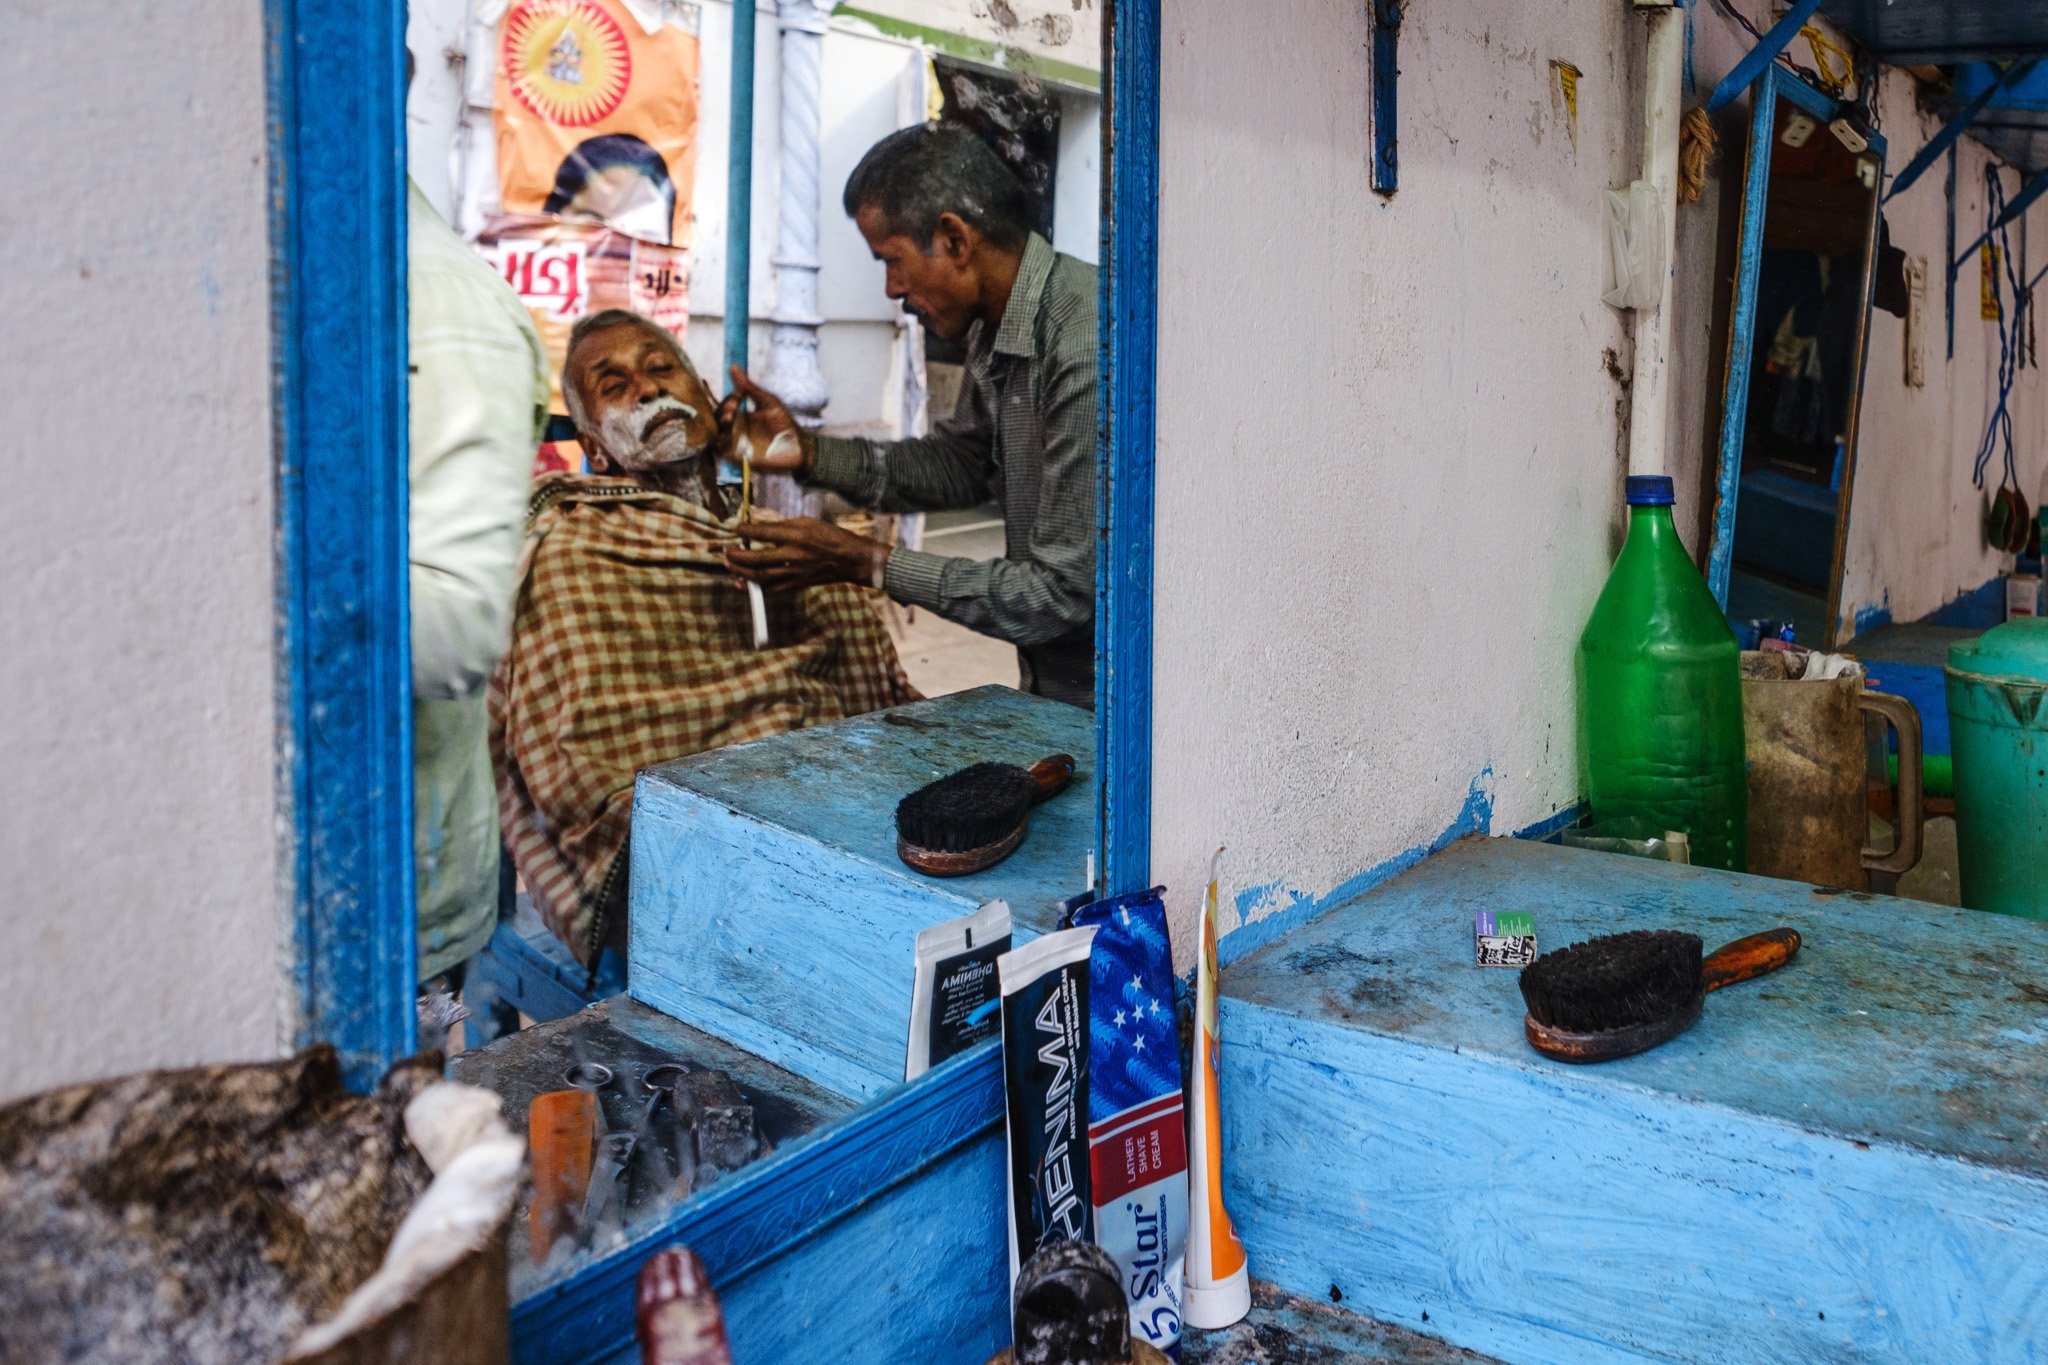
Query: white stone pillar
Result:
<box><xmin>764</xmin><ymin>0</ymin><xmax>833</xmax><ymax>430</ymax></box>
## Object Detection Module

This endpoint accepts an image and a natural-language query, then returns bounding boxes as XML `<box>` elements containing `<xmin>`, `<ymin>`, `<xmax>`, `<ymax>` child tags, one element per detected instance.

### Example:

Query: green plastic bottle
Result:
<box><xmin>1578</xmin><ymin>475</ymin><xmax>1748</xmax><ymax>872</ymax></box>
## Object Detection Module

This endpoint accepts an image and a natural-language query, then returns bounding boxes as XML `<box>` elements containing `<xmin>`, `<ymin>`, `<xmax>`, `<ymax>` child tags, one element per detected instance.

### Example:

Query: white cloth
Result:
<box><xmin>408</xmin><ymin>178</ymin><xmax>548</xmax><ymax>979</ymax></box>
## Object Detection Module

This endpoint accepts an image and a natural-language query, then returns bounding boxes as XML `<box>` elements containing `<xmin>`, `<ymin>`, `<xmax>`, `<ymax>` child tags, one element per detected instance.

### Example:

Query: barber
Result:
<box><xmin>721</xmin><ymin>125</ymin><xmax>1098</xmax><ymax>710</ymax></box>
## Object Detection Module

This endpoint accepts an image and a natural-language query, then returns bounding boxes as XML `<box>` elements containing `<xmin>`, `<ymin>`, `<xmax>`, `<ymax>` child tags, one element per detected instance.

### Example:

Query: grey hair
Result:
<box><xmin>559</xmin><ymin>308</ymin><xmax>702</xmax><ymax>436</ymax></box>
<box><xmin>841</xmin><ymin>123</ymin><xmax>1032</xmax><ymax>254</ymax></box>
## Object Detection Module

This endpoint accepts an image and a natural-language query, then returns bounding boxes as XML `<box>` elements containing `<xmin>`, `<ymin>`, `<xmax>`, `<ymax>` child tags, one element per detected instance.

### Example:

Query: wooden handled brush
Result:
<box><xmin>895</xmin><ymin>754</ymin><xmax>1075</xmax><ymax>877</ymax></box>
<box><xmin>1518</xmin><ymin>927</ymin><xmax>1801</xmax><ymax>1063</ymax></box>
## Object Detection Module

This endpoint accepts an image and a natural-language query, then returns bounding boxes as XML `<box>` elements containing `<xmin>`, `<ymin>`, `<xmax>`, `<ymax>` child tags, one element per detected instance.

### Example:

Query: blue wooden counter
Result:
<box><xmin>628</xmin><ymin>686</ymin><xmax>1096</xmax><ymax>1099</ymax></box>
<box><xmin>1218</xmin><ymin>835</ymin><xmax>2048</xmax><ymax>1365</ymax></box>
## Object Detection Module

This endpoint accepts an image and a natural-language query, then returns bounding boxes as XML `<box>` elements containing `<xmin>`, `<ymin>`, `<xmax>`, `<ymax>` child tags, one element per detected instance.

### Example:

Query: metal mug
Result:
<box><xmin>1740</xmin><ymin>650</ymin><xmax>1923</xmax><ymax>889</ymax></box>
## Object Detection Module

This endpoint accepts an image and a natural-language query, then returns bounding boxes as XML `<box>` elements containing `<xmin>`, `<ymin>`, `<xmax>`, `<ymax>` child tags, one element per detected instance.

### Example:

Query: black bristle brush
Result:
<box><xmin>1518</xmin><ymin>926</ymin><xmax>1801</xmax><ymax>1063</ymax></box>
<box><xmin>895</xmin><ymin>754</ymin><xmax>1076</xmax><ymax>877</ymax></box>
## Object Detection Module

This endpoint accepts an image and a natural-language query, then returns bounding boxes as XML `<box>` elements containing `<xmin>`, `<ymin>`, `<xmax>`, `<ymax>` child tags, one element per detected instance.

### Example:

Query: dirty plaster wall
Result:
<box><xmin>0</xmin><ymin>4</ymin><xmax>281</xmax><ymax>1099</ymax></box>
<box><xmin>1153</xmin><ymin>0</ymin><xmax>1642</xmax><ymax>960</ymax></box>
<box><xmin>1674</xmin><ymin>7</ymin><xmax>2034</xmax><ymax>635</ymax></box>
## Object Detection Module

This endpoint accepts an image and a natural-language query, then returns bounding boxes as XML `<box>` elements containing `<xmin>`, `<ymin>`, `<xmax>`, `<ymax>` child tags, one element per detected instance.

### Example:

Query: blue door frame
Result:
<box><xmin>269</xmin><ymin>1</ymin><xmax>1159</xmax><ymax>1084</ymax></box>
<box><xmin>268</xmin><ymin>0</ymin><xmax>417</xmax><ymax>1090</ymax></box>
<box><xmin>1705</xmin><ymin>64</ymin><xmax>1885</xmax><ymax>648</ymax></box>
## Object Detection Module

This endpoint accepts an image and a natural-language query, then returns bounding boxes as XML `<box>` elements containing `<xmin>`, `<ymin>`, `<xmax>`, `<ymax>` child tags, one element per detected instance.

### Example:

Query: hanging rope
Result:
<box><xmin>1971</xmin><ymin>162</ymin><xmax>2025</xmax><ymax>498</ymax></box>
<box><xmin>1799</xmin><ymin>26</ymin><xmax>1854</xmax><ymax>97</ymax></box>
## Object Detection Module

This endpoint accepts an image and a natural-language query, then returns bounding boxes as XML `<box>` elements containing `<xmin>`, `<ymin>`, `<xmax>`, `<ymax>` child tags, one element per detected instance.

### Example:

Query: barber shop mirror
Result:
<box><xmin>1705</xmin><ymin>67</ymin><xmax>1885</xmax><ymax>650</ymax></box>
<box><xmin>392</xmin><ymin>0</ymin><xmax>1130</xmax><ymax>1278</ymax></box>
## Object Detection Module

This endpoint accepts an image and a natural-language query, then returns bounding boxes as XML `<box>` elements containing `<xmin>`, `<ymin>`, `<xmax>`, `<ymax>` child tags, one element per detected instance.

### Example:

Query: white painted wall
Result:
<box><xmin>0</xmin><ymin>2</ymin><xmax>282</xmax><ymax>1099</ymax></box>
<box><xmin>1153</xmin><ymin>0</ymin><xmax>1642</xmax><ymax>959</ymax></box>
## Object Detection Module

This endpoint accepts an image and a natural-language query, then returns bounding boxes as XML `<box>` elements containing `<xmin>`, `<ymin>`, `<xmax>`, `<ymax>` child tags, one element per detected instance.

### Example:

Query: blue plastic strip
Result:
<box><xmin>1096</xmin><ymin>0</ymin><xmax>1159</xmax><ymax>900</ymax></box>
<box><xmin>1706</xmin><ymin>65</ymin><xmax>1785</xmax><ymax>605</ymax></box>
<box><xmin>267</xmin><ymin>0</ymin><xmax>418</xmax><ymax>1089</ymax></box>
<box><xmin>725</xmin><ymin>0</ymin><xmax>757</xmax><ymax>384</ymax></box>
<box><xmin>1704</xmin><ymin>0</ymin><xmax>1822</xmax><ymax>113</ymax></box>
<box><xmin>1370</xmin><ymin>0</ymin><xmax>1400</xmax><ymax>194</ymax></box>
<box><xmin>1887</xmin><ymin>59</ymin><xmax>2036</xmax><ymax>202</ymax></box>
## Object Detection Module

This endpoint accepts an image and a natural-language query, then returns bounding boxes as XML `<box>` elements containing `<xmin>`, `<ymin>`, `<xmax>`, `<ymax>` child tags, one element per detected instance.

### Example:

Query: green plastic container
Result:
<box><xmin>1579</xmin><ymin>476</ymin><xmax>1748</xmax><ymax>872</ymax></box>
<box><xmin>1946</xmin><ymin>617</ymin><xmax>2048</xmax><ymax>919</ymax></box>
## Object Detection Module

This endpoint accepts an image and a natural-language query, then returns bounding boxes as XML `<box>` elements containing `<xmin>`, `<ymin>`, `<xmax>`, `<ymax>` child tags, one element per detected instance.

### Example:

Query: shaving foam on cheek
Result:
<box><xmin>1072</xmin><ymin>887</ymin><xmax>1189</xmax><ymax>1357</ymax></box>
<box><xmin>998</xmin><ymin>925</ymin><xmax>1099</xmax><ymax>1287</ymax></box>
<box><xmin>1183</xmin><ymin>850</ymin><xmax>1250</xmax><ymax>1329</ymax></box>
<box><xmin>906</xmin><ymin>899</ymin><xmax>1013</xmax><ymax>1081</ymax></box>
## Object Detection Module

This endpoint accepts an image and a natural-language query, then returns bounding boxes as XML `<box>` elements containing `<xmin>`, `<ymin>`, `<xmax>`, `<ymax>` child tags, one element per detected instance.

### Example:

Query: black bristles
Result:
<box><xmin>895</xmin><ymin>762</ymin><xmax>1038</xmax><ymax>853</ymax></box>
<box><xmin>1518</xmin><ymin>930</ymin><xmax>1704</xmax><ymax>1034</ymax></box>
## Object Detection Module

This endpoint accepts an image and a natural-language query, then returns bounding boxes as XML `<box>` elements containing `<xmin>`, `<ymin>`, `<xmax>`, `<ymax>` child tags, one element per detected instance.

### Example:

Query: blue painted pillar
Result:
<box><xmin>1097</xmin><ymin>0</ymin><xmax>1159</xmax><ymax>899</ymax></box>
<box><xmin>266</xmin><ymin>0</ymin><xmax>418</xmax><ymax>1088</ymax></box>
<box><xmin>726</xmin><ymin>0</ymin><xmax>758</xmax><ymax>387</ymax></box>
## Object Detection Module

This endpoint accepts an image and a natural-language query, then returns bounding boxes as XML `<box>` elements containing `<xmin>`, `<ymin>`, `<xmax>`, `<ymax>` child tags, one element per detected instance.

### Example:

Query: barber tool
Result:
<box><xmin>895</xmin><ymin>754</ymin><xmax>1076</xmax><ymax>876</ymax></box>
<box><xmin>737</xmin><ymin>425</ymin><xmax>769</xmax><ymax>648</ymax></box>
<box><xmin>528</xmin><ymin>1088</ymin><xmax>599</xmax><ymax>1261</ymax></box>
<box><xmin>1518</xmin><ymin>926</ymin><xmax>1801</xmax><ymax>1063</ymax></box>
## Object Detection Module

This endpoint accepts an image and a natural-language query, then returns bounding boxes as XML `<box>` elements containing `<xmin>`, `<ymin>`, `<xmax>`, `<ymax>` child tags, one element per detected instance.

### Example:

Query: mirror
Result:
<box><xmin>1707</xmin><ymin>71</ymin><xmax>1886</xmax><ymax>650</ymax></box>
<box><xmin>403</xmin><ymin>0</ymin><xmax>1114</xmax><ymax>1279</ymax></box>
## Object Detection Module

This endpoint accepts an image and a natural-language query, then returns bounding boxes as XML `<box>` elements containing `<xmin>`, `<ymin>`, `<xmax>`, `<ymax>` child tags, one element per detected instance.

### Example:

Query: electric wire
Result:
<box><xmin>1710</xmin><ymin>0</ymin><xmax>1829</xmax><ymax>90</ymax></box>
<box><xmin>1972</xmin><ymin>162</ymin><xmax>2026</xmax><ymax>498</ymax></box>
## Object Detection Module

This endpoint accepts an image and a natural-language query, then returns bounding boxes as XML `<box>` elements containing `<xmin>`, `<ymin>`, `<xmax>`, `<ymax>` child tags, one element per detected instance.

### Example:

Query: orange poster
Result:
<box><xmin>493</xmin><ymin>0</ymin><xmax>700</xmax><ymax>249</ymax></box>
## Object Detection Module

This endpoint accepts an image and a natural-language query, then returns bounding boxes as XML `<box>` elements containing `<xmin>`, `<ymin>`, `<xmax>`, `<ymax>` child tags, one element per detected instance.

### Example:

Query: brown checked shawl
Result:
<box><xmin>489</xmin><ymin>472</ymin><xmax>918</xmax><ymax>963</ymax></box>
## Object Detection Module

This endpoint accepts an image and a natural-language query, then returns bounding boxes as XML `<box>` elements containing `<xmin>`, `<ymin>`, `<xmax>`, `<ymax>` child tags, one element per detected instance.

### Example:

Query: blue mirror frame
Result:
<box><xmin>268</xmin><ymin>1</ymin><xmax>1159</xmax><ymax>1086</ymax></box>
<box><xmin>1705</xmin><ymin>64</ymin><xmax>1887</xmax><ymax>649</ymax></box>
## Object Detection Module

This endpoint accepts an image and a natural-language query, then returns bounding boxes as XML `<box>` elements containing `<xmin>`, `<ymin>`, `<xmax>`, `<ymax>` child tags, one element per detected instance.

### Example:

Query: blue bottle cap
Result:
<box><xmin>1626</xmin><ymin>475</ymin><xmax>1675</xmax><ymax>506</ymax></box>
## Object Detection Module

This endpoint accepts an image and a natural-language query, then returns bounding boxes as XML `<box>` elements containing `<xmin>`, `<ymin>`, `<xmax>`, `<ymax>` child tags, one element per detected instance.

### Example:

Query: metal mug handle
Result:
<box><xmin>1859</xmin><ymin>691</ymin><xmax>1923</xmax><ymax>875</ymax></box>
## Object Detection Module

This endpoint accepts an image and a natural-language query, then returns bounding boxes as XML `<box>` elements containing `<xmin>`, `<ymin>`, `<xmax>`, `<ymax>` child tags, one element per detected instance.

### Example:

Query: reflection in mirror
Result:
<box><xmin>1718</xmin><ymin>88</ymin><xmax>1882</xmax><ymax>650</ymax></box>
<box><xmin>404</xmin><ymin>0</ymin><xmax>1107</xmax><ymax>1283</ymax></box>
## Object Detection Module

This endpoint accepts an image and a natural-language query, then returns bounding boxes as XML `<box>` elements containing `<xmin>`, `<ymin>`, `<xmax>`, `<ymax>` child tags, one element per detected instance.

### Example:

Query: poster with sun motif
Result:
<box><xmin>492</xmin><ymin>0</ymin><xmax>701</xmax><ymax>249</ymax></box>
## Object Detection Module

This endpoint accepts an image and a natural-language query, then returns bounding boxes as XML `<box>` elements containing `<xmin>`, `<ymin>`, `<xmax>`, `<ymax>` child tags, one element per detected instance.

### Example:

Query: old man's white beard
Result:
<box><xmin>600</xmin><ymin>396</ymin><xmax>712</xmax><ymax>503</ymax></box>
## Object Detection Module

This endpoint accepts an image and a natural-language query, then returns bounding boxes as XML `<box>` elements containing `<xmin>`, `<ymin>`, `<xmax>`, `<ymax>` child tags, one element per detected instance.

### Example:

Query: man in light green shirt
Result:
<box><xmin>407</xmin><ymin>177</ymin><xmax>548</xmax><ymax>988</ymax></box>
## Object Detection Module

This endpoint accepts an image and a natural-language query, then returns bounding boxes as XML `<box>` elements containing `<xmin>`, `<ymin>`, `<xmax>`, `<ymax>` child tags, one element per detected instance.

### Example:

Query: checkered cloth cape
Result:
<box><xmin>489</xmin><ymin>472</ymin><xmax>918</xmax><ymax>963</ymax></box>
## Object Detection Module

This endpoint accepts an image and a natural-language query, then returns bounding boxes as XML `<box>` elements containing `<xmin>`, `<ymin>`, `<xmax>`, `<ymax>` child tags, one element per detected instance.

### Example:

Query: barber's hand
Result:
<box><xmin>725</xmin><ymin>517</ymin><xmax>889</xmax><ymax>593</ymax></box>
<box><xmin>718</xmin><ymin>367</ymin><xmax>815</xmax><ymax>476</ymax></box>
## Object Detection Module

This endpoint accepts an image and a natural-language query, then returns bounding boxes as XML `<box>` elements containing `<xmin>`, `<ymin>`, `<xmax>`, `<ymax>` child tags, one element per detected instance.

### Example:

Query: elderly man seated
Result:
<box><xmin>490</xmin><ymin>308</ymin><xmax>916</xmax><ymax>970</ymax></box>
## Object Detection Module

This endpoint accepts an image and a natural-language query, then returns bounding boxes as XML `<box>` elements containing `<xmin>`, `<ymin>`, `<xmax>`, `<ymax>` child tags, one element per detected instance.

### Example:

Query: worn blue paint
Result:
<box><xmin>627</xmin><ymin>686</ymin><xmax>1096</xmax><ymax>1098</ymax></box>
<box><xmin>1852</xmin><ymin>595</ymin><xmax>1894</xmax><ymax>636</ymax></box>
<box><xmin>1509</xmin><ymin>800</ymin><xmax>1588</xmax><ymax>842</ymax></box>
<box><xmin>1218</xmin><ymin>835</ymin><xmax>2048</xmax><ymax>1364</ymax></box>
<box><xmin>1705</xmin><ymin>0</ymin><xmax>1823</xmax><ymax>113</ymax></box>
<box><xmin>725</xmin><ymin>0</ymin><xmax>757</xmax><ymax>382</ymax></box>
<box><xmin>1097</xmin><ymin>0</ymin><xmax>1159</xmax><ymax>901</ymax></box>
<box><xmin>1924</xmin><ymin>574</ymin><xmax>2009</xmax><ymax>629</ymax></box>
<box><xmin>1217</xmin><ymin>773</ymin><xmax>1496</xmax><ymax>969</ymax></box>
<box><xmin>267</xmin><ymin>0</ymin><xmax>417</xmax><ymax>1089</ymax></box>
<box><xmin>1707</xmin><ymin>68</ymin><xmax>1882</xmax><ymax>608</ymax></box>
<box><xmin>1884</xmin><ymin>59</ymin><xmax>2035</xmax><ymax>201</ymax></box>
<box><xmin>1369</xmin><ymin>0</ymin><xmax>1400</xmax><ymax>194</ymax></box>
<box><xmin>512</xmin><ymin>1037</ymin><xmax>1008</xmax><ymax>1365</ymax></box>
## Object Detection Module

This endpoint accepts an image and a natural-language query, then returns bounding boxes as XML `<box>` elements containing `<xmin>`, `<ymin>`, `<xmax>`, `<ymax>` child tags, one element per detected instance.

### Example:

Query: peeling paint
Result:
<box><xmin>1218</xmin><ymin>772</ymin><xmax>1498</xmax><ymax>968</ymax></box>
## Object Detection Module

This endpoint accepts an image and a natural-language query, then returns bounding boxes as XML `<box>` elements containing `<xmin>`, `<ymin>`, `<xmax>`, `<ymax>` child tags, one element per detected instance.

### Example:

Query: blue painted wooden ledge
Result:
<box><xmin>1218</xmin><ymin>835</ymin><xmax>2048</xmax><ymax>1365</ymax></box>
<box><xmin>628</xmin><ymin>686</ymin><xmax>1096</xmax><ymax>1099</ymax></box>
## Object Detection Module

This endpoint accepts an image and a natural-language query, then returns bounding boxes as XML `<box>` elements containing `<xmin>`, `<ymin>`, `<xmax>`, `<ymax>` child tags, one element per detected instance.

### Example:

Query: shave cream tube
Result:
<box><xmin>998</xmin><ymin>925</ymin><xmax>1100</xmax><ymax>1287</ymax></box>
<box><xmin>1183</xmin><ymin>856</ymin><xmax>1249</xmax><ymax>1329</ymax></box>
